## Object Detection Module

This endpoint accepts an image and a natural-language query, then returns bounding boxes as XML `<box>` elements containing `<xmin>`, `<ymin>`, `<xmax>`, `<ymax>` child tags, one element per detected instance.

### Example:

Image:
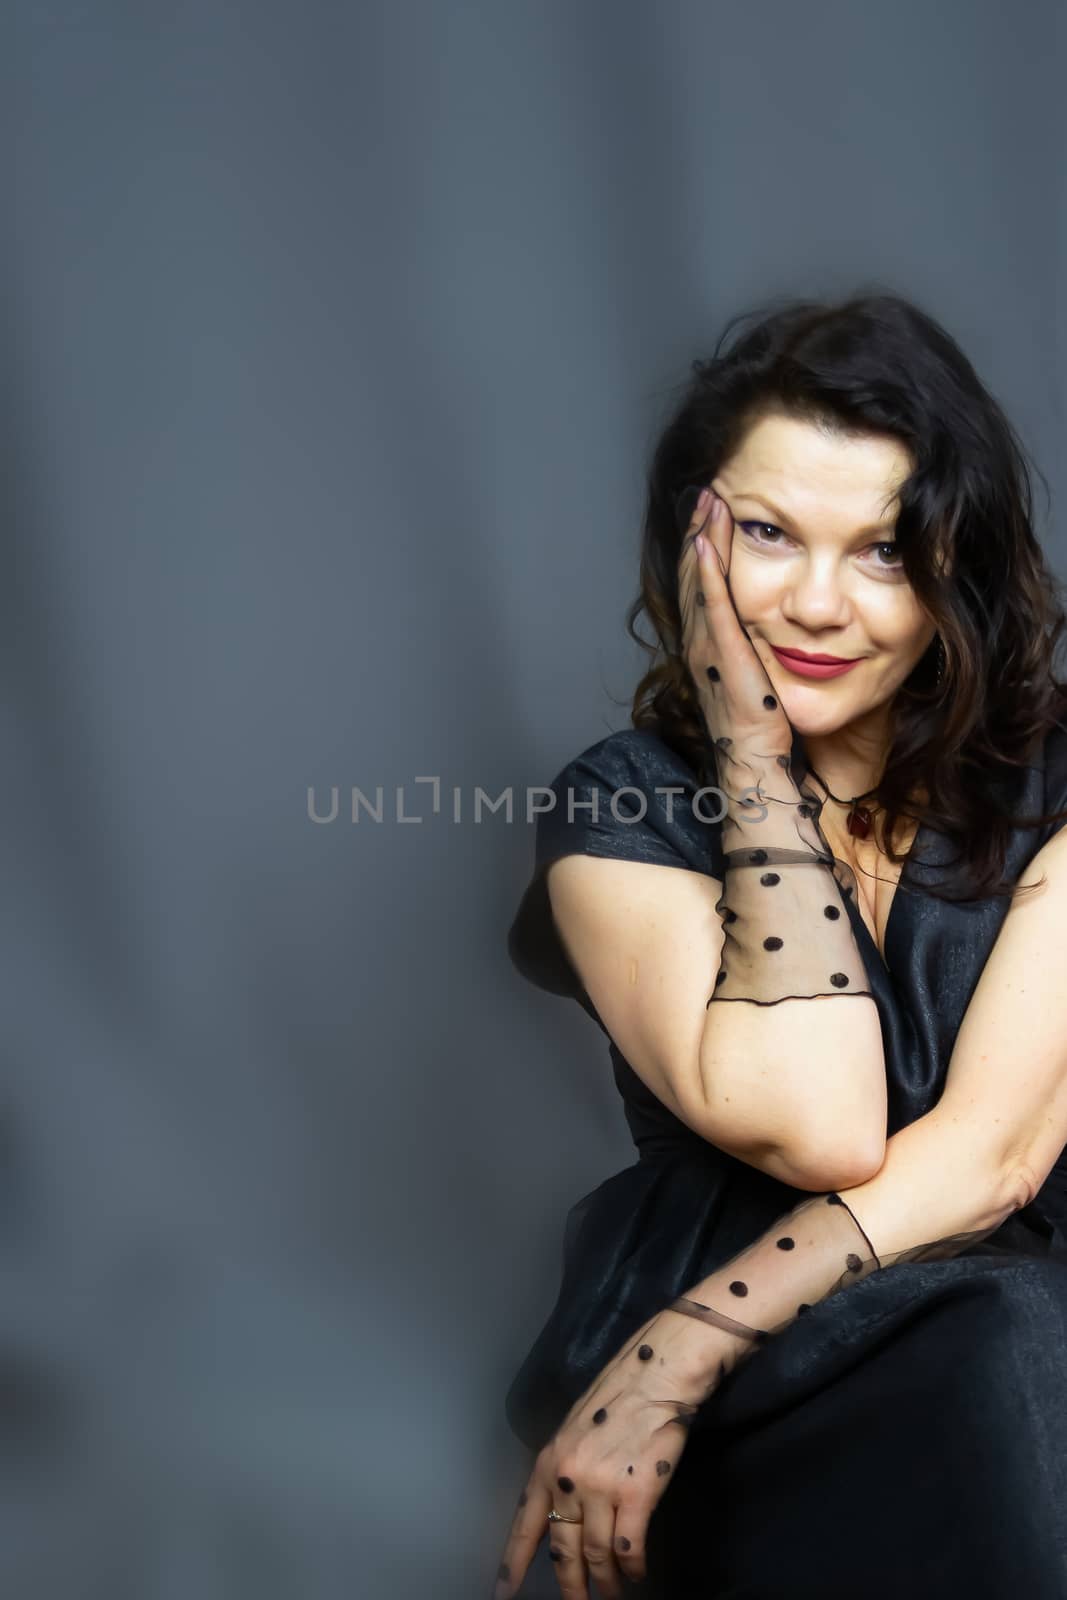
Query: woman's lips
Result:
<box><xmin>770</xmin><ymin>647</ymin><xmax>861</xmax><ymax>680</ymax></box>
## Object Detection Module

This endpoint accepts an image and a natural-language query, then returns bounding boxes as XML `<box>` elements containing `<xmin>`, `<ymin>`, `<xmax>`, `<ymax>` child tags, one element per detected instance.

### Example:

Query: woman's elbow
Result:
<box><xmin>797</xmin><ymin>1126</ymin><xmax>887</xmax><ymax>1192</ymax></box>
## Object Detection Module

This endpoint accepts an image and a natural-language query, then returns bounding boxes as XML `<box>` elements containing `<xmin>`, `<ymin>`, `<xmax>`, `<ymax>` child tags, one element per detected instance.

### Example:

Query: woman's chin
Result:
<box><xmin>775</xmin><ymin>684</ymin><xmax>862</xmax><ymax>737</ymax></box>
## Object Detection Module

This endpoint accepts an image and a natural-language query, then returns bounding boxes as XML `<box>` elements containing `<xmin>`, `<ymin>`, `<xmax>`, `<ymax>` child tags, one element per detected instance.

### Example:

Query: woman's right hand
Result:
<box><xmin>677</xmin><ymin>486</ymin><xmax>795</xmax><ymax>769</ymax></box>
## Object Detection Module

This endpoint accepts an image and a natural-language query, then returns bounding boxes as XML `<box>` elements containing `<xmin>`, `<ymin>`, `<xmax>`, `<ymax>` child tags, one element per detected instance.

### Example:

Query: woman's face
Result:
<box><xmin>710</xmin><ymin>412</ymin><xmax>937</xmax><ymax>739</ymax></box>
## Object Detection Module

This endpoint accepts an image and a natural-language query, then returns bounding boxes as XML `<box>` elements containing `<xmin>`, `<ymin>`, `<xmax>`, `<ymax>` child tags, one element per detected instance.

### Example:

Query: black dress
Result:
<box><xmin>505</xmin><ymin>723</ymin><xmax>1067</xmax><ymax>1599</ymax></box>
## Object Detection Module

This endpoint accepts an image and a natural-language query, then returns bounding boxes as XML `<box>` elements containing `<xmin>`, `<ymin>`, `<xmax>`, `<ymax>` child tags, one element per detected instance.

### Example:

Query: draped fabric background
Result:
<box><xmin>7</xmin><ymin>2</ymin><xmax>1066</xmax><ymax>1597</ymax></box>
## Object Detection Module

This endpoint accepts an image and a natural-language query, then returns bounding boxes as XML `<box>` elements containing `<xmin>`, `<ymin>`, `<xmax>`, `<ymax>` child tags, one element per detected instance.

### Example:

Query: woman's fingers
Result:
<box><xmin>493</xmin><ymin>1476</ymin><xmax>551</xmax><ymax>1599</ymax></box>
<box><xmin>491</xmin><ymin>1472</ymin><xmax>617</xmax><ymax>1600</ymax></box>
<box><xmin>694</xmin><ymin>528</ymin><xmax>772</xmax><ymax>690</ymax></box>
<box><xmin>678</xmin><ymin>494</ymin><xmax>744</xmax><ymax>655</ymax></box>
<box><xmin>677</xmin><ymin>490</ymin><xmax>717</xmax><ymax>624</ymax></box>
<box><xmin>686</xmin><ymin>525</ymin><xmax>769</xmax><ymax>718</ymax></box>
<box><xmin>615</xmin><ymin>1421</ymin><xmax>689</xmax><ymax>1584</ymax></box>
<box><xmin>611</xmin><ymin>1500</ymin><xmax>651</xmax><ymax>1586</ymax></box>
<box><xmin>675</xmin><ymin>488</ymin><xmax>792</xmax><ymax>760</ymax></box>
<box><xmin>704</xmin><ymin>482</ymin><xmax>734</xmax><ymax>580</ymax></box>
<box><xmin>543</xmin><ymin>1465</ymin><xmax>592</xmax><ymax>1600</ymax></box>
<box><xmin>493</xmin><ymin>1401</ymin><xmax>698</xmax><ymax>1599</ymax></box>
<box><xmin>543</xmin><ymin>1494</ymin><xmax>628</xmax><ymax>1600</ymax></box>
<box><xmin>543</xmin><ymin>1516</ymin><xmax>588</xmax><ymax>1600</ymax></box>
<box><xmin>577</xmin><ymin>1497</ymin><xmax>627</xmax><ymax>1600</ymax></box>
<box><xmin>694</xmin><ymin>498</ymin><xmax>751</xmax><ymax>646</ymax></box>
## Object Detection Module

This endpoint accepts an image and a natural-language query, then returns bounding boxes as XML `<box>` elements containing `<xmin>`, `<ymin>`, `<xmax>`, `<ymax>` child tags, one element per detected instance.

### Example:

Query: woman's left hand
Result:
<box><xmin>492</xmin><ymin>1308</ymin><xmax>725</xmax><ymax>1600</ymax></box>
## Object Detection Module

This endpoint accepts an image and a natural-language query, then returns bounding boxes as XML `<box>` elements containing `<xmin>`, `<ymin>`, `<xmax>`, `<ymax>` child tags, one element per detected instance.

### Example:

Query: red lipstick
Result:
<box><xmin>770</xmin><ymin>647</ymin><xmax>862</xmax><ymax>680</ymax></box>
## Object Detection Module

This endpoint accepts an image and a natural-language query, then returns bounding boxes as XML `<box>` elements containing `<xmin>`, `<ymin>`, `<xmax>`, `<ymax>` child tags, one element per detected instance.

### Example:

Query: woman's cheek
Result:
<box><xmin>731</xmin><ymin>566</ymin><xmax>780</xmax><ymax>615</ymax></box>
<box><xmin>872</xmin><ymin>591</ymin><xmax>925</xmax><ymax>645</ymax></box>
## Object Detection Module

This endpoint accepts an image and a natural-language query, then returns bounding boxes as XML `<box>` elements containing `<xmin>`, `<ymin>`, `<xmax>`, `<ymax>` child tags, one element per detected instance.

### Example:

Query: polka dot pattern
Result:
<box><xmin>703</xmin><ymin>730</ymin><xmax>875</xmax><ymax>1006</ymax></box>
<box><xmin>663</xmin><ymin>1194</ymin><xmax>887</xmax><ymax>1385</ymax></box>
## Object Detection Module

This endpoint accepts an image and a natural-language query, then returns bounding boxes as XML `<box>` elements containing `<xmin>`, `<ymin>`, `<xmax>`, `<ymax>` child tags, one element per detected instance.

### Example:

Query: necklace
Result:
<box><xmin>805</xmin><ymin>763</ymin><xmax>881</xmax><ymax>841</ymax></box>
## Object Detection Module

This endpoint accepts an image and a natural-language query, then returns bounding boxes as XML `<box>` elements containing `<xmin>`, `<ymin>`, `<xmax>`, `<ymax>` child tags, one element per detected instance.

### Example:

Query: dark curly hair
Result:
<box><xmin>625</xmin><ymin>289</ymin><xmax>1067</xmax><ymax>904</ymax></box>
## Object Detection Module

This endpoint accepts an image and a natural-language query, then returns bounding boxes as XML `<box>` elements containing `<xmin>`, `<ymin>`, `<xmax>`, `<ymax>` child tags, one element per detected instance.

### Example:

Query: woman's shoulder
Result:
<box><xmin>508</xmin><ymin>725</ymin><xmax>721</xmax><ymax>1006</ymax></box>
<box><xmin>548</xmin><ymin>725</ymin><xmax>706</xmax><ymax>794</ymax></box>
<box><xmin>533</xmin><ymin>724</ymin><xmax>722</xmax><ymax>880</ymax></box>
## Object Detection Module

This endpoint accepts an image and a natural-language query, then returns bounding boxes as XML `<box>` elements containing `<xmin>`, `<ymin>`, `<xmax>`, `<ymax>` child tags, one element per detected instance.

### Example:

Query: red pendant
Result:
<box><xmin>847</xmin><ymin>805</ymin><xmax>872</xmax><ymax>840</ymax></box>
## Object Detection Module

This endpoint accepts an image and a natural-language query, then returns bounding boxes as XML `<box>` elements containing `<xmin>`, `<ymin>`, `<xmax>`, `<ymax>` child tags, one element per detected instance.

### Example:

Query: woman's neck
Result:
<box><xmin>799</xmin><ymin>713</ymin><xmax>892</xmax><ymax>805</ymax></box>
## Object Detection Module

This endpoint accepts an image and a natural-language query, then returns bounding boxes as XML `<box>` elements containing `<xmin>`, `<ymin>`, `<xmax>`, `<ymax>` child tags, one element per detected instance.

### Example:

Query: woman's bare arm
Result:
<box><xmin>547</xmin><ymin>852</ymin><xmax>886</xmax><ymax>1191</ymax></box>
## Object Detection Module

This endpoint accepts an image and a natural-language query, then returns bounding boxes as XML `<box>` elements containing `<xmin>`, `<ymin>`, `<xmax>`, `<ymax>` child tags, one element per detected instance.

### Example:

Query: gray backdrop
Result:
<box><xmin>8</xmin><ymin>2</ymin><xmax>1065</xmax><ymax>1597</ymax></box>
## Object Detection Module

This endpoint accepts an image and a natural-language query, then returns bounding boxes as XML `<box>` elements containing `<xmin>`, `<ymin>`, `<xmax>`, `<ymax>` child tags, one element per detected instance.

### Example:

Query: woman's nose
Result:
<box><xmin>780</xmin><ymin>563</ymin><xmax>852</xmax><ymax>627</ymax></box>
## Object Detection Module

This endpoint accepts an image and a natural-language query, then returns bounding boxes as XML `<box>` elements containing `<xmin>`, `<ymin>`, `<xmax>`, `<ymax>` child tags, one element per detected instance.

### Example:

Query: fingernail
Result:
<box><xmin>695</xmin><ymin>534</ymin><xmax>705</xmax><ymax>557</ymax></box>
<box><xmin>696</xmin><ymin>487</ymin><xmax>711</xmax><ymax>514</ymax></box>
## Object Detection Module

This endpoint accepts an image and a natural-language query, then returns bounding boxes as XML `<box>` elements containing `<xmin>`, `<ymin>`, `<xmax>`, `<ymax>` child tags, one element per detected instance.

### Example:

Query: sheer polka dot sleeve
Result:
<box><xmin>664</xmin><ymin>1190</ymin><xmax>1004</xmax><ymax>1384</ymax></box>
<box><xmin>706</xmin><ymin>739</ymin><xmax>874</xmax><ymax>1007</ymax></box>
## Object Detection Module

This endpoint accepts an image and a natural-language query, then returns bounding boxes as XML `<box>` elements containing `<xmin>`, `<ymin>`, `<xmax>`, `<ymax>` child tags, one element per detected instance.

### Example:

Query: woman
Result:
<box><xmin>493</xmin><ymin>292</ymin><xmax>1067</xmax><ymax>1600</ymax></box>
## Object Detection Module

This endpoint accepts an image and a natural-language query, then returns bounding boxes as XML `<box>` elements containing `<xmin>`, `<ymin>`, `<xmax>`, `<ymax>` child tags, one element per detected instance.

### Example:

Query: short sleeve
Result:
<box><xmin>506</xmin><ymin>728</ymin><xmax>725</xmax><ymax>1014</ymax></box>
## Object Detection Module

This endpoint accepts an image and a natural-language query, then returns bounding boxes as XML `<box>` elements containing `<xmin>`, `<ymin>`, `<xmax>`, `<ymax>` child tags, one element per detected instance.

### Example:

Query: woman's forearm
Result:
<box><xmin>662</xmin><ymin>1108</ymin><xmax>1024</xmax><ymax>1389</ymax></box>
<box><xmin>696</xmin><ymin>992</ymin><xmax>887</xmax><ymax>1189</ymax></box>
<box><xmin>814</xmin><ymin>1101</ymin><xmax>1024</xmax><ymax>1259</ymax></box>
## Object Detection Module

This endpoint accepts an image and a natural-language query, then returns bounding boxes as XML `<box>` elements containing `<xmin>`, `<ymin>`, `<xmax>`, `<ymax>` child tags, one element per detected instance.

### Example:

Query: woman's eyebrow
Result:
<box><xmin>728</xmin><ymin>491</ymin><xmax>896</xmax><ymax>537</ymax></box>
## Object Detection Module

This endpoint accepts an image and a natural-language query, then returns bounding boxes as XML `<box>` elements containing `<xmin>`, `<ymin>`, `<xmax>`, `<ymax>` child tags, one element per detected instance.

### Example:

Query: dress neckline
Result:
<box><xmin>790</xmin><ymin>728</ymin><xmax>930</xmax><ymax>978</ymax></box>
<box><xmin>845</xmin><ymin>814</ymin><xmax>931</xmax><ymax>977</ymax></box>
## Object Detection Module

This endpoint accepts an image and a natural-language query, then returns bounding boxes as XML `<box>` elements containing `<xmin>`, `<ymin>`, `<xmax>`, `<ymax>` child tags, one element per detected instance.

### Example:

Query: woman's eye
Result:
<box><xmin>740</xmin><ymin>523</ymin><xmax>904</xmax><ymax>574</ymax></box>
<box><xmin>740</xmin><ymin>521</ymin><xmax>788</xmax><ymax>546</ymax></box>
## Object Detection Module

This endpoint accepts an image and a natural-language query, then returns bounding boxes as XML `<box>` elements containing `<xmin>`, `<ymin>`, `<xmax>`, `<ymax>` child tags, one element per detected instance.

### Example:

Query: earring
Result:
<box><xmin>935</xmin><ymin>636</ymin><xmax>945</xmax><ymax>686</ymax></box>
